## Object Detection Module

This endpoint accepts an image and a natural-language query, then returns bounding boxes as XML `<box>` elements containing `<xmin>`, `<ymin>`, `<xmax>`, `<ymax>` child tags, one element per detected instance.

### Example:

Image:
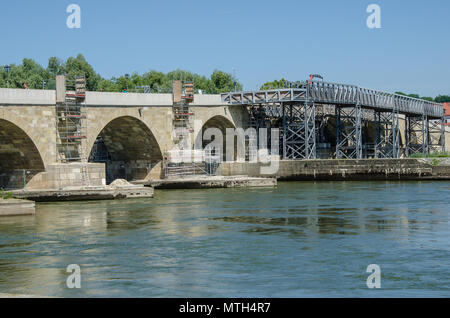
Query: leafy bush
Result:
<box><xmin>0</xmin><ymin>188</ymin><xmax>14</xmax><ymax>200</ymax></box>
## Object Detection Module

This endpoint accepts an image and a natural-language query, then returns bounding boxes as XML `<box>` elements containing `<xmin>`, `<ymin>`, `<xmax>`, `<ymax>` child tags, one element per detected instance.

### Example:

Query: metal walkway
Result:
<box><xmin>221</xmin><ymin>80</ymin><xmax>445</xmax><ymax>159</ymax></box>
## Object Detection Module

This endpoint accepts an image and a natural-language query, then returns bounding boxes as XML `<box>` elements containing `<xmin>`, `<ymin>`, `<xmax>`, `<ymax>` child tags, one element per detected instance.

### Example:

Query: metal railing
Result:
<box><xmin>221</xmin><ymin>80</ymin><xmax>444</xmax><ymax>119</ymax></box>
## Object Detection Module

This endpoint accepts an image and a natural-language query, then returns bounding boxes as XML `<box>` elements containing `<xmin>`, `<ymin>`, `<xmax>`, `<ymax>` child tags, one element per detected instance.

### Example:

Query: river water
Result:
<box><xmin>0</xmin><ymin>181</ymin><xmax>449</xmax><ymax>297</ymax></box>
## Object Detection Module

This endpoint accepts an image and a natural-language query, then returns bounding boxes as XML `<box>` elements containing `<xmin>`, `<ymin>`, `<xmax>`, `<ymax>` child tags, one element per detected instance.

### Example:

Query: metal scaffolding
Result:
<box><xmin>406</xmin><ymin>114</ymin><xmax>428</xmax><ymax>156</ymax></box>
<box><xmin>335</xmin><ymin>104</ymin><xmax>362</xmax><ymax>159</ymax></box>
<box><xmin>374</xmin><ymin>109</ymin><xmax>400</xmax><ymax>158</ymax></box>
<box><xmin>222</xmin><ymin>79</ymin><xmax>445</xmax><ymax>160</ymax></box>
<box><xmin>172</xmin><ymin>80</ymin><xmax>194</xmax><ymax>148</ymax></box>
<box><xmin>56</xmin><ymin>75</ymin><xmax>87</xmax><ymax>162</ymax></box>
<box><xmin>282</xmin><ymin>101</ymin><xmax>316</xmax><ymax>159</ymax></box>
<box><xmin>55</xmin><ymin>75</ymin><xmax>90</xmax><ymax>188</ymax></box>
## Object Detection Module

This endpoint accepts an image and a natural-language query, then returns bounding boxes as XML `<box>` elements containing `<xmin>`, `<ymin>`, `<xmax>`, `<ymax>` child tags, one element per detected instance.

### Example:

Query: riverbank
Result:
<box><xmin>218</xmin><ymin>158</ymin><xmax>450</xmax><ymax>181</ymax></box>
<box><xmin>12</xmin><ymin>179</ymin><xmax>153</xmax><ymax>202</ymax></box>
<box><xmin>11</xmin><ymin>186</ymin><xmax>154</xmax><ymax>202</ymax></box>
<box><xmin>146</xmin><ymin>175</ymin><xmax>277</xmax><ymax>189</ymax></box>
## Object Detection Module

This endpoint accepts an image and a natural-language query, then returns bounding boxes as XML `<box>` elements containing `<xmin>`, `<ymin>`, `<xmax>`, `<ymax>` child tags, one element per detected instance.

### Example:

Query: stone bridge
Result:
<box><xmin>0</xmin><ymin>88</ymin><xmax>247</xmax><ymax>189</ymax></box>
<box><xmin>1</xmin><ymin>87</ymin><xmax>449</xmax><ymax>190</ymax></box>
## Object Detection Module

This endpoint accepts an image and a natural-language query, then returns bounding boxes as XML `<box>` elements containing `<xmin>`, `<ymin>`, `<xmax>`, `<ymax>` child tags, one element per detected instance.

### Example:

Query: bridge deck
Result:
<box><xmin>221</xmin><ymin>81</ymin><xmax>444</xmax><ymax>119</ymax></box>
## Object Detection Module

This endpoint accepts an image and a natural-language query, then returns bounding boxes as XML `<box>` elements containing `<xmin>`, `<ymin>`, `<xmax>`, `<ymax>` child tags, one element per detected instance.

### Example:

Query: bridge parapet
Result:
<box><xmin>0</xmin><ymin>88</ymin><xmax>55</xmax><ymax>106</ymax></box>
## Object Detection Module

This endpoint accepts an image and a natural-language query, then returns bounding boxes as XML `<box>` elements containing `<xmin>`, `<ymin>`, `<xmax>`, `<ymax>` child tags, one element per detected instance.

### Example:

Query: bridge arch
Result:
<box><xmin>195</xmin><ymin>115</ymin><xmax>237</xmax><ymax>161</ymax></box>
<box><xmin>0</xmin><ymin>119</ymin><xmax>45</xmax><ymax>189</ymax></box>
<box><xmin>88</xmin><ymin>116</ymin><xmax>163</xmax><ymax>183</ymax></box>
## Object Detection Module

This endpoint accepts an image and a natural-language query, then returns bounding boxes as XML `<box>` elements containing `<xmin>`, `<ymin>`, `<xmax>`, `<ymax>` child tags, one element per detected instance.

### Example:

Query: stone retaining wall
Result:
<box><xmin>218</xmin><ymin>158</ymin><xmax>449</xmax><ymax>181</ymax></box>
<box><xmin>26</xmin><ymin>163</ymin><xmax>106</xmax><ymax>190</ymax></box>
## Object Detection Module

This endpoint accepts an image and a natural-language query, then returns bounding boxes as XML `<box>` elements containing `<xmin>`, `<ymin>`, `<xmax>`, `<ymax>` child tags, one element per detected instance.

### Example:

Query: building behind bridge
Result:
<box><xmin>444</xmin><ymin>103</ymin><xmax>450</xmax><ymax>126</ymax></box>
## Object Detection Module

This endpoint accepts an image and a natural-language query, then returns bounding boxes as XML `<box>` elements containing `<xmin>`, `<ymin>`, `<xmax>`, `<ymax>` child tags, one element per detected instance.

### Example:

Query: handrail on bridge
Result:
<box><xmin>221</xmin><ymin>80</ymin><xmax>444</xmax><ymax>119</ymax></box>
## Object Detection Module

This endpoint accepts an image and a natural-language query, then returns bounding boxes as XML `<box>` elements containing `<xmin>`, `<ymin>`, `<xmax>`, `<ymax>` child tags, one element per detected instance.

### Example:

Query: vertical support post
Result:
<box><xmin>374</xmin><ymin>110</ymin><xmax>379</xmax><ymax>158</ymax></box>
<box><xmin>423</xmin><ymin>114</ymin><xmax>429</xmax><ymax>154</ymax></box>
<box><xmin>392</xmin><ymin>107</ymin><xmax>400</xmax><ymax>158</ymax></box>
<box><xmin>355</xmin><ymin>104</ymin><xmax>362</xmax><ymax>159</ymax></box>
<box><xmin>304</xmin><ymin>101</ymin><xmax>316</xmax><ymax>159</ymax></box>
<box><xmin>335</xmin><ymin>107</ymin><xmax>341</xmax><ymax>159</ymax></box>
<box><xmin>282</xmin><ymin>103</ymin><xmax>286</xmax><ymax>159</ymax></box>
<box><xmin>405</xmin><ymin>115</ymin><xmax>410</xmax><ymax>158</ymax></box>
<box><xmin>441</xmin><ymin>113</ymin><xmax>446</xmax><ymax>153</ymax></box>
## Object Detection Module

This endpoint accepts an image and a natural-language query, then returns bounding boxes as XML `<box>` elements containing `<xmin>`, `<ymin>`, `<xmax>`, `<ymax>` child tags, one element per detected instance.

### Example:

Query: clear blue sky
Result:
<box><xmin>1</xmin><ymin>0</ymin><xmax>449</xmax><ymax>96</ymax></box>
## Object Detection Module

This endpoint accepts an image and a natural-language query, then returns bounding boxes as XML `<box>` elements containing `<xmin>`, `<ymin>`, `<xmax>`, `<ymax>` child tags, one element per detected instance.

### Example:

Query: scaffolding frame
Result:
<box><xmin>374</xmin><ymin>108</ymin><xmax>401</xmax><ymax>159</ymax></box>
<box><xmin>406</xmin><ymin>114</ymin><xmax>428</xmax><ymax>156</ymax></box>
<box><xmin>283</xmin><ymin>101</ymin><xmax>316</xmax><ymax>159</ymax></box>
<box><xmin>163</xmin><ymin>149</ymin><xmax>220</xmax><ymax>179</ymax></box>
<box><xmin>55</xmin><ymin>75</ymin><xmax>90</xmax><ymax>187</ymax></box>
<box><xmin>335</xmin><ymin>104</ymin><xmax>362</xmax><ymax>159</ymax></box>
<box><xmin>172</xmin><ymin>80</ymin><xmax>195</xmax><ymax>147</ymax></box>
<box><xmin>56</xmin><ymin>75</ymin><xmax>87</xmax><ymax>163</ymax></box>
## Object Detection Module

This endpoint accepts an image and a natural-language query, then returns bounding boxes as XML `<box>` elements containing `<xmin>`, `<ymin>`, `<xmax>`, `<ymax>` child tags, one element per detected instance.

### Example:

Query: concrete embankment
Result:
<box><xmin>12</xmin><ymin>186</ymin><xmax>154</xmax><ymax>202</ymax></box>
<box><xmin>0</xmin><ymin>199</ymin><xmax>35</xmax><ymax>216</ymax></box>
<box><xmin>146</xmin><ymin>175</ymin><xmax>277</xmax><ymax>189</ymax></box>
<box><xmin>218</xmin><ymin>158</ymin><xmax>450</xmax><ymax>181</ymax></box>
<box><xmin>13</xmin><ymin>179</ymin><xmax>154</xmax><ymax>202</ymax></box>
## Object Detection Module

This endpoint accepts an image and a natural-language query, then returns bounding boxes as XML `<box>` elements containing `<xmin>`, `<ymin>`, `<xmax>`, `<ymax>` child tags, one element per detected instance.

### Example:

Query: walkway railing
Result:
<box><xmin>221</xmin><ymin>80</ymin><xmax>444</xmax><ymax>119</ymax></box>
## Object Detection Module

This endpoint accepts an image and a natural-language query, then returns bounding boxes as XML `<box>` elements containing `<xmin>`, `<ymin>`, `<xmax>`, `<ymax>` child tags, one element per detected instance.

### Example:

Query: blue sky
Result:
<box><xmin>0</xmin><ymin>0</ymin><xmax>449</xmax><ymax>96</ymax></box>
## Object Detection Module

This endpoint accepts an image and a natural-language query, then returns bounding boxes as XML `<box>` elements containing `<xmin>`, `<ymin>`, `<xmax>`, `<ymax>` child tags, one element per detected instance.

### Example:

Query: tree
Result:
<box><xmin>141</xmin><ymin>71</ymin><xmax>166</xmax><ymax>93</ymax></box>
<box><xmin>1</xmin><ymin>59</ymin><xmax>49</xmax><ymax>89</ymax></box>
<box><xmin>64</xmin><ymin>54</ymin><xmax>101</xmax><ymax>91</ymax></box>
<box><xmin>98</xmin><ymin>77</ymin><xmax>119</xmax><ymax>92</ymax></box>
<box><xmin>260</xmin><ymin>78</ymin><xmax>289</xmax><ymax>90</ymax></box>
<box><xmin>47</xmin><ymin>57</ymin><xmax>65</xmax><ymax>77</ymax></box>
<box><xmin>435</xmin><ymin>95</ymin><xmax>450</xmax><ymax>103</ymax></box>
<box><xmin>396</xmin><ymin>91</ymin><xmax>449</xmax><ymax>103</ymax></box>
<box><xmin>210</xmin><ymin>70</ymin><xmax>242</xmax><ymax>93</ymax></box>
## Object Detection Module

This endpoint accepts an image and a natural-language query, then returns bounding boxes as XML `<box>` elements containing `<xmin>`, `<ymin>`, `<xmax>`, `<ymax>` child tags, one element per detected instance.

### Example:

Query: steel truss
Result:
<box><xmin>406</xmin><ymin>114</ymin><xmax>428</xmax><ymax>156</ymax></box>
<box><xmin>222</xmin><ymin>79</ymin><xmax>446</xmax><ymax>160</ymax></box>
<box><xmin>335</xmin><ymin>104</ymin><xmax>362</xmax><ymax>159</ymax></box>
<box><xmin>374</xmin><ymin>108</ymin><xmax>401</xmax><ymax>158</ymax></box>
<box><xmin>282</xmin><ymin>102</ymin><xmax>316</xmax><ymax>159</ymax></box>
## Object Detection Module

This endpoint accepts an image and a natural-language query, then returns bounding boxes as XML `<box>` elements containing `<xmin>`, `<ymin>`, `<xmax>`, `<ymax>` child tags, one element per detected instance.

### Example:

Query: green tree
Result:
<box><xmin>435</xmin><ymin>95</ymin><xmax>450</xmax><ymax>103</ymax></box>
<box><xmin>260</xmin><ymin>78</ymin><xmax>289</xmax><ymax>90</ymax></box>
<box><xmin>64</xmin><ymin>54</ymin><xmax>101</xmax><ymax>91</ymax></box>
<box><xmin>2</xmin><ymin>59</ymin><xmax>49</xmax><ymax>89</ymax></box>
<box><xmin>47</xmin><ymin>57</ymin><xmax>65</xmax><ymax>77</ymax></box>
<box><xmin>210</xmin><ymin>70</ymin><xmax>242</xmax><ymax>93</ymax></box>
<box><xmin>141</xmin><ymin>70</ymin><xmax>167</xmax><ymax>93</ymax></box>
<box><xmin>98</xmin><ymin>77</ymin><xmax>119</xmax><ymax>92</ymax></box>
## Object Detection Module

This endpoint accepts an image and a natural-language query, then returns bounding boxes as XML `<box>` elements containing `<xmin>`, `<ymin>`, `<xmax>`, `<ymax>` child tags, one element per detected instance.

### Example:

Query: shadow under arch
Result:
<box><xmin>88</xmin><ymin>116</ymin><xmax>163</xmax><ymax>183</ymax></box>
<box><xmin>0</xmin><ymin>119</ymin><xmax>45</xmax><ymax>189</ymax></box>
<box><xmin>195</xmin><ymin>115</ymin><xmax>236</xmax><ymax>162</ymax></box>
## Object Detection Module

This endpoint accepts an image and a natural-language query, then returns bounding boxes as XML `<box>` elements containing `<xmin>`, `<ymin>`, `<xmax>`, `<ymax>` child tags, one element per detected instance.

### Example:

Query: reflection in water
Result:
<box><xmin>0</xmin><ymin>181</ymin><xmax>449</xmax><ymax>297</ymax></box>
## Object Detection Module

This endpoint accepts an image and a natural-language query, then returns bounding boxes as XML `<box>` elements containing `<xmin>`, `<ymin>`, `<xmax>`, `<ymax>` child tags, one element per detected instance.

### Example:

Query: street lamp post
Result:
<box><xmin>125</xmin><ymin>74</ymin><xmax>130</xmax><ymax>92</ymax></box>
<box><xmin>3</xmin><ymin>65</ymin><xmax>11</xmax><ymax>88</ymax></box>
